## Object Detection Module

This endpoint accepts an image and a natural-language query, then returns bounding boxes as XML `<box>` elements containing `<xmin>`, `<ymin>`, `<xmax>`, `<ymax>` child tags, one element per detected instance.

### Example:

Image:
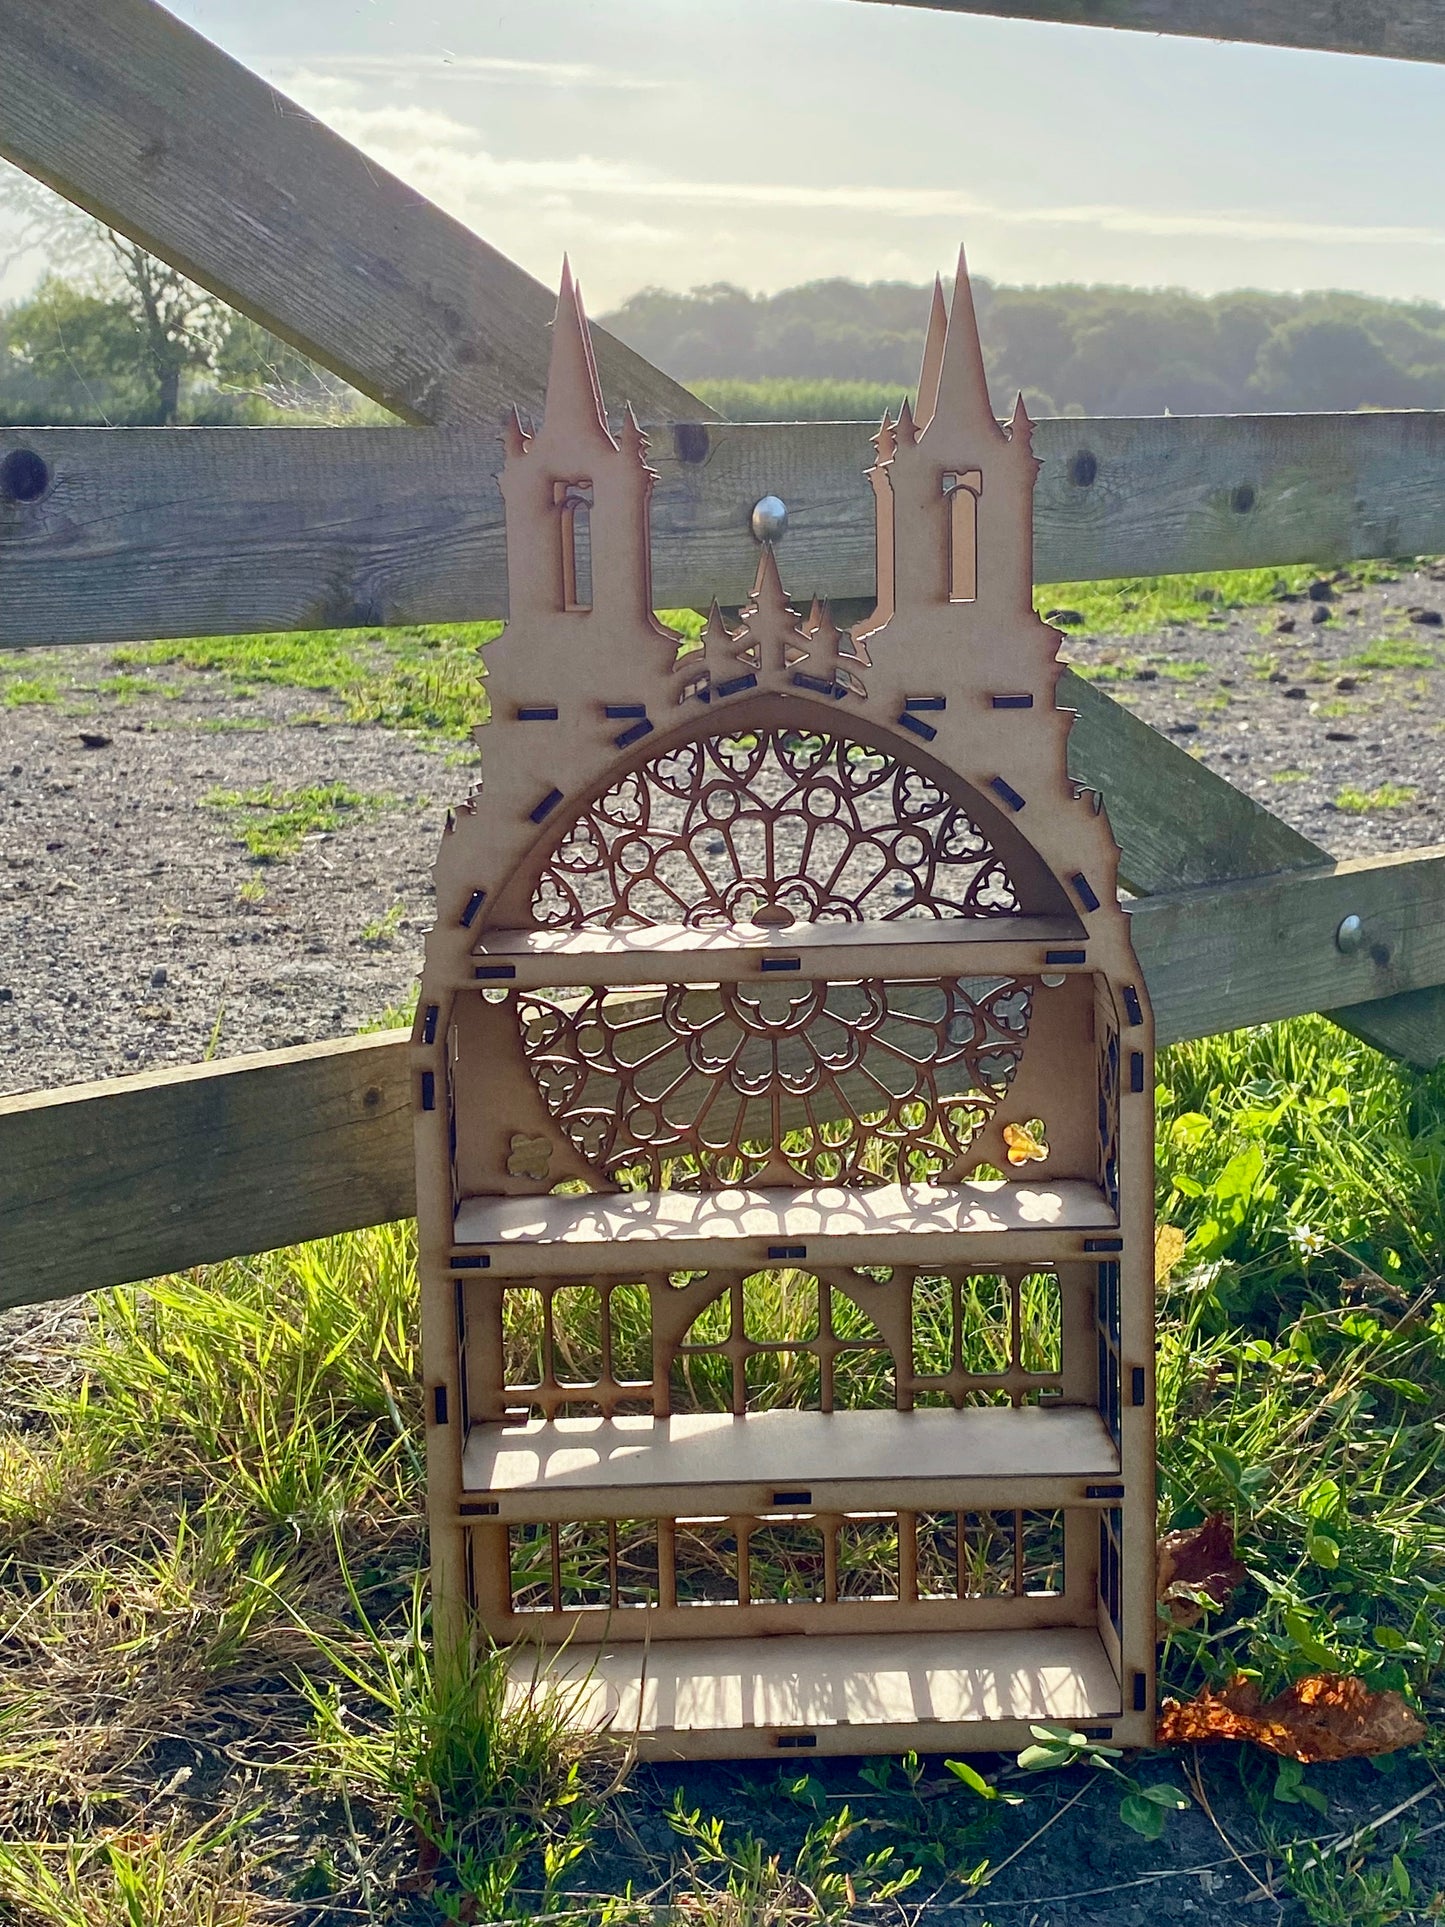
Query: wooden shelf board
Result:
<box><xmin>463</xmin><ymin>1405</ymin><xmax>1119</xmax><ymax>1496</ymax></box>
<box><xmin>468</xmin><ymin>914</ymin><xmax>1087</xmax><ymax>986</ymax></box>
<box><xmin>507</xmin><ymin>1626</ymin><xmax>1121</xmax><ymax>1737</ymax></box>
<box><xmin>453</xmin><ymin>1178</ymin><xmax>1116</xmax><ymax>1270</ymax></box>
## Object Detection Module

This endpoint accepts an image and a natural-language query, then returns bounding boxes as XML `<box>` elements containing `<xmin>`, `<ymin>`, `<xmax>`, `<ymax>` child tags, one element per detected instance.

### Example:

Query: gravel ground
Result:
<box><xmin>1056</xmin><ymin>560</ymin><xmax>1445</xmax><ymax>857</ymax></box>
<box><xmin>4</xmin><ymin>566</ymin><xmax>1443</xmax><ymax>1101</ymax></box>
<box><xmin>1</xmin><ymin>667</ymin><xmax>451</xmax><ymax>1098</ymax></box>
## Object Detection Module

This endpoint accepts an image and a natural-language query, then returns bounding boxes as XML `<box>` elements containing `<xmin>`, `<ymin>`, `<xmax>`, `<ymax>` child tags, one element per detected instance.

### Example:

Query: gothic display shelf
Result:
<box><xmin>460</xmin><ymin>1406</ymin><xmax>1121</xmax><ymax>1510</ymax></box>
<box><xmin>463</xmin><ymin>913</ymin><xmax>1089</xmax><ymax>989</ymax></box>
<box><xmin>414</xmin><ymin>254</ymin><xmax>1156</xmax><ymax>1750</ymax></box>
<box><xmin>504</xmin><ymin>1627</ymin><xmax>1123</xmax><ymax>1757</ymax></box>
<box><xmin>450</xmin><ymin>1177</ymin><xmax>1119</xmax><ymax>1272</ymax></box>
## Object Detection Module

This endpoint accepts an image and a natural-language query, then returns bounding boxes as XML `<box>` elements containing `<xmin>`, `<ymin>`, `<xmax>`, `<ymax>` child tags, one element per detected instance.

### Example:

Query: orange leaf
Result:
<box><xmin>1158</xmin><ymin>1672</ymin><xmax>1426</xmax><ymax>1762</ymax></box>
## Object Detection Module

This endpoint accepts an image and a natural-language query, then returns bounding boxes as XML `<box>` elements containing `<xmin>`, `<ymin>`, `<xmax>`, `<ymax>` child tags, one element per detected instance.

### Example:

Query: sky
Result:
<box><xmin>10</xmin><ymin>0</ymin><xmax>1445</xmax><ymax>310</ymax></box>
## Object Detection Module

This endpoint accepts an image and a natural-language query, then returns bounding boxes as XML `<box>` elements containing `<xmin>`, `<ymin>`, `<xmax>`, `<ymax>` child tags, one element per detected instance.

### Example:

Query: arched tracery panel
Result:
<box><xmin>518</xmin><ymin>974</ymin><xmax>1035</xmax><ymax>1190</ymax></box>
<box><xmin>528</xmin><ymin>724</ymin><xmax>1023</xmax><ymax>930</ymax></box>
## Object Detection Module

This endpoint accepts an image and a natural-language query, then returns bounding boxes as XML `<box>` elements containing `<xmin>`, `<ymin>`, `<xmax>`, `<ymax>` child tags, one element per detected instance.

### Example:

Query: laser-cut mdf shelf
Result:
<box><xmin>413</xmin><ymin>254</ymin><xmax>1156</xmax><ymax>1759</ymax></box>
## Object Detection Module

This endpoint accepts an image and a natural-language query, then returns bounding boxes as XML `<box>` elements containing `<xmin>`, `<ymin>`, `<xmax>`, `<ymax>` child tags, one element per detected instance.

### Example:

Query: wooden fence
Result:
<box><xmin>5</xmin><ymin>0</ymin><xmax>1445</xmax><ymax>1311</ymax></box>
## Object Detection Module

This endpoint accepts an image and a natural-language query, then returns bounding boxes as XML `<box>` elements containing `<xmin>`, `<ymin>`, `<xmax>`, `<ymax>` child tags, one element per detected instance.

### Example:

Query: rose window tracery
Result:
<box><xmin>530</xmin><ymin>726</ymin><xmax>1020</xmax><ymax>930</ymax></box>
<box><xmin>518</xmin><ymin>975</ymin><xmax>1034</xmax><ymax>1190</ymax></box>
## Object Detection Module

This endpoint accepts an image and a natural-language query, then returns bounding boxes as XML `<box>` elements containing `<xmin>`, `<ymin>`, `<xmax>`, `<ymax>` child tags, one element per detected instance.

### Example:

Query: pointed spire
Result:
<box><xmin>872</xmin><ymin>407</ymin><xmax>897</xmax><ymax>464</ymax></box>
<box><xmin>543</xmin><ymin>258</ymin><xmax>615</xmax><ymax>447</ymax></box>
<box><xmin>929</xmin><ymin>245</ymin><xmax>1004</xmax><ymax>446</ymax></box>
<box><xmin>1008</xmin><ymin>390</ymin><xmax>1035</xmax><ymax>449</ymax></box>
<box><xmin>503</xmin><ymin>404</ymin><xmax>529</xmax><ymax>460</ymax></box>
<box><xmin>699</xmin><ymin>597</ymin><xmax>742</xmax><ymax>685</ymax></box>
<box><xmin>914</xmin><ymin>273</ymin><xmax>949</xmax><ymax>431</ymax></box>
<box><xmin>895</xmin><ymin>395</ymin><xmax>917</xmax><ymax>446</ymax></box>
<box><xmin>748</xmin><ymin>542</ymin><xmax>794</xmax><ymax>622</ymax></box>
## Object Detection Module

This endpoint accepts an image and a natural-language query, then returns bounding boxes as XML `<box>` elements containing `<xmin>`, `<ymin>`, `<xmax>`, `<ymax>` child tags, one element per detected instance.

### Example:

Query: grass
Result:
<box><xmin>1037</xmin><ymin>564</ymin><xmax>1322</xmax><ymax>635</ymax></box>
<box><xmin>361</xmin><ymin>901</ymin><xmax>408</xmax><ymax>949</ymax></box>
<box><xmin>1036</xmin><ymin>558</ymin><xmax>1405</xmax><ymax>637</ymax></box>
<box><xmin>2</xmin><ymin>1016</ymin><xmax>1444</xmax><ymax>1922</ymax></box>
<box><xmin>106</xmin><ymin>613</ymin><xmax>708</xmax><ymax>744</ymax></box>
<box><xmin>0</xmin><ymin>674</ymin><xmax>58</xmax><ymax>706</ymax></box>
<box><xmin>1334</xmin><ymin>783</ymin><xmax>1419</xmax><ymax>813</ymax></box>
<box><xmin>1347</xmin><ymin>636</ymin><xmax>1439</xmax><ymax>671</ymax></box>
<box><xmin>204</xmin><ymin>781</ymin><xmax>392</xmax><ymax>860</ymax></box>
<box><xmin>112</xmin><ymin>623</ymin><xmax>502</xmax><ymax>740</ymax></box>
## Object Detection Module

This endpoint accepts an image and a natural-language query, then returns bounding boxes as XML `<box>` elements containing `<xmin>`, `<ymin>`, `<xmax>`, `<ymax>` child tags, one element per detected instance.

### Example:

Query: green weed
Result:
<box><xmin>668</xmin><ymin>1790</ymin><xmax>921</xmax><ymax>1921</ymax></box>
<box><xmin>0</xmin><ymin>674</ymin><xmax>58</xmax><ymax>705</ymax></box>
<box><xmin>1271</xmin><ymin>768</ymin><xmax>1310</xmax><ymax>783</ymax></box>
<box><xmin>299</xmin><ymin>1563</ymin><xmax>615</xmax><ymax>1922</ymax></box>
<box><xmin>1016</xmin><ymin>1725</ymin><xmax>1189</xmax><ymax>1840</ymax></box>
<box><xmin>361</xmin><ymin>900</ymin><xmax>407</xmax><ymax>948</ymax></box>
<box><xmin>112</xmin><ymin>611</ymin><xmax>708</xmax><ymax>744</ymax></box>
<box><xmin>1067</xmin><ymin>656</ymin><xmax>1142</xmax><ymax>683</ymax></box>
<box><xmin>203</xmin><ymin>780</ymin><xmax>388</xmax><ymax>859</ymax></box>
<box><xmin>1348</xmin><ymin>635</ymin><xmax>1438</xmax><ymax>670</ymax></box>
<box><xmin>1334</xmin><ymin>783</ymin><xmax>1418</xmax><ymax>813</ymax></box>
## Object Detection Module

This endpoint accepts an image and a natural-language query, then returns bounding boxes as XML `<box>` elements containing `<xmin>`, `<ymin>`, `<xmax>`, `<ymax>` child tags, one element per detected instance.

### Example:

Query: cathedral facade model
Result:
<box><xmin>412</xmin><ymin>254</ymin><xmax>1156</xmax><ymax>1758</ymax></box>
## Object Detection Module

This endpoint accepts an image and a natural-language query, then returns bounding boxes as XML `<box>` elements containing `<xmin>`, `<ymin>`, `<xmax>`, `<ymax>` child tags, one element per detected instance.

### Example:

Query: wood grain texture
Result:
<box><xmin>1135</xmin><ymin>847</ymin><xmax>1445</xmax><ymax>1046</ymax></box>
<box><xmin>0</xmin><ymin>1032</ymin><xmax>412</xmax><ymax>1312</ymax></box>
<box><xmin>0</xmin><ymin>0</ymin><xmax>707</xmax><ymax>428</ymax></box>
<box><xmin>6</xmin><ymin>846</ymin><xmax>1445</xmax><ymax>1309</ymax></box>
<box><xmin>1062</xmin><ymin>683</ymin><xmax>1445</xmax><ymax>1060</ymax></box>
<box><xmin>9</xmin><ymin>410</ymin><xmax>1445</xmax><ymax>649</ymax></box>
<box><xmin>1062</xmin><ymin>670</ymin><xmax>1322</xmax><ymax>894</ymax></box>
<box><xmin>854</xmin><ymin>0</ymin><xmax>1445</xmax><ymax>65</ymax></box>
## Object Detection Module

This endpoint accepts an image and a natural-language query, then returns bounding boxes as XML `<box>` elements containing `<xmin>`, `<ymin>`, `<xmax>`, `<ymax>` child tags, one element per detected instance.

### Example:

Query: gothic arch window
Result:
<box><xmin>554</xmin><ymin>479</ymin><xmax>593</xmax><ymax>612</ymax></box>
<box><xmin>943</xmin><ymin>469</ymin><xmax>981</xmax><ymax>604</ymax></box>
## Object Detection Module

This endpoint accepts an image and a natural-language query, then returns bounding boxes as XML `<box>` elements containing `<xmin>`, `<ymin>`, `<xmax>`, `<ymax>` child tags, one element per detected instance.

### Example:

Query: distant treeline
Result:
<box><xmin>602</xmin><ymin>278</ymin><xmax>1445</xmax><ymax>418</ymax></box>
<box><xmin>13</xmin><ymin>263</ymin><xmax>1445</xmax><ymax>426</ymax></box>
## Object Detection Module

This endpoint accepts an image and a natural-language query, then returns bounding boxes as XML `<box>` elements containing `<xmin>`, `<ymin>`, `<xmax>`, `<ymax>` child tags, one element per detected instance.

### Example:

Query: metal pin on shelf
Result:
<box><xmin>750</xmin><ymin>495</ymin><xmax>787</xmax><ymax>543</ymax></box>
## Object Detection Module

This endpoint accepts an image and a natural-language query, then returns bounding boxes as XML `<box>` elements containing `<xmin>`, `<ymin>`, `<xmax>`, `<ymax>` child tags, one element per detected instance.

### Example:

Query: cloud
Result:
<box><xmin>296</xmin><ymin>94</ymin><xmax>1445</xmax><ymax>255</ymax></box>
<box><xmin>272</xmin><ymin>52</ymin><xmax>662</xmax><ymax>92</ymax></box>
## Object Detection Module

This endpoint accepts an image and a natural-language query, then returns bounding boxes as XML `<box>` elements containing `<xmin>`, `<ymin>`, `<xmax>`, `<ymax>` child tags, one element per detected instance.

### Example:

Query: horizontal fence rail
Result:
<box><xmin>5</xmin><ymin>846</ymin><xmax>1443</xmax><ymax>1309</ymax></box>
<box><xmin>6</xmin><ymin>410</ymin><xmax>1445</xmax><ymax>648</ymax></box>
<box><xmin>854</xmin><ymin>0</ymin><xmax>1445</xmax><ymax>66</ymax></box>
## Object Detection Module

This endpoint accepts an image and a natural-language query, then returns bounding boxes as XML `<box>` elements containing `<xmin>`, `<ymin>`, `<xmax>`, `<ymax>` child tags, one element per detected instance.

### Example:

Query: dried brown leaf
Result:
<box><xmin>1158</xmin><ymin>1672</ymin><xmax>1427</xmax><ymax>1762</ymax></box>
<box><xmin>1156</xmin><ymin>1513</ymin><xmax>1248</xmax><ymax>1627</ymax></box>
